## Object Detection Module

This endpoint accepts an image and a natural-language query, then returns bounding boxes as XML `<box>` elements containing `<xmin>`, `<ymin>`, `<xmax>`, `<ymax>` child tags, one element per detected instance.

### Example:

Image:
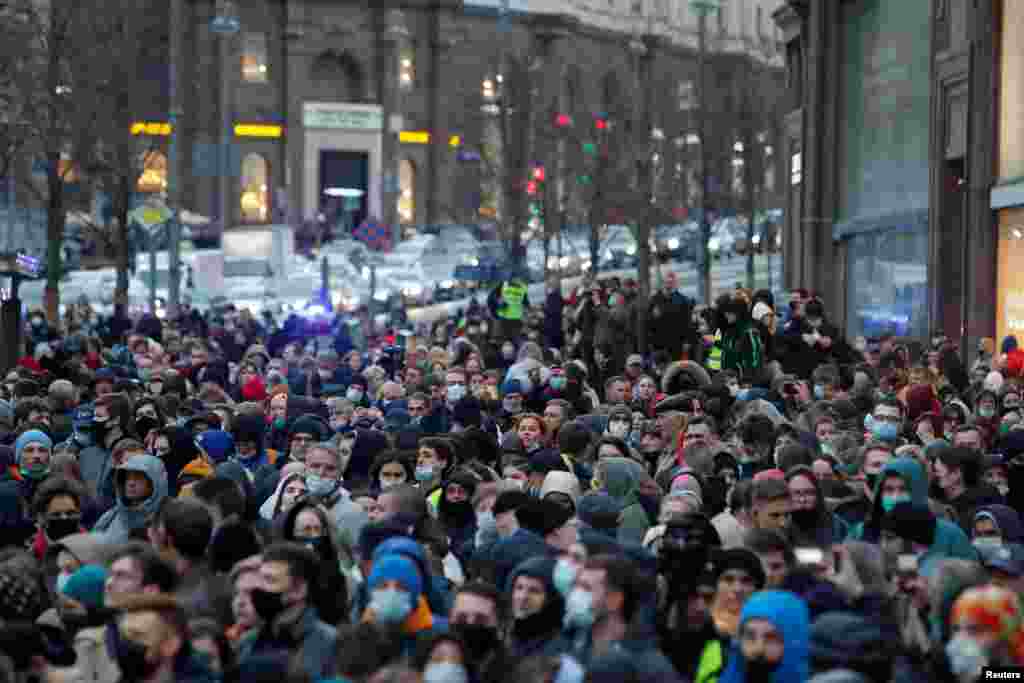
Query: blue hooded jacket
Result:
<box><xmin>851</xmin><ymin>457</ymin><xmax>976</xmax><ymax>572</ymax></box>
<box><xmin>720</xmin><ymin>590</ymin><xmax>810</xmax><ymax>683</ymax></box>
<box><xmin>92</xmin><ymin>454</ymin><xmax>168</xmax><ymax>543</ymax></box>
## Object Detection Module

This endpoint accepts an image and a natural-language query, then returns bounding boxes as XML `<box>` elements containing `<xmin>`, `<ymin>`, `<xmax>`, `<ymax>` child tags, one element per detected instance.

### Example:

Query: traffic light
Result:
<box><xmin>532</xmin><ymin>166</ymin><xmax>545</xmax><ymax>182</ymax></box>
<box><xmin>578</xmin><ymin>174</ymin><xmax>592</xmax><ymax>185</ymax></box>
<box><xmin>526</xmin><ymin>180</ymin><xmax>538</xmax><ymax>195</ymax></box>
<box><xmin>583</xmin><ymin>142</ymin><xmax>597</xmax><ymax>155</ymax></box>
<box><xmin>594</xmin><ymin>113</ymin><xmax>608</xmax><ymax>131</ymax></box>
<box><xmin>554</xmin><ymin>113</ymin><xmax>572</xmax><ymax>128</ymax></box>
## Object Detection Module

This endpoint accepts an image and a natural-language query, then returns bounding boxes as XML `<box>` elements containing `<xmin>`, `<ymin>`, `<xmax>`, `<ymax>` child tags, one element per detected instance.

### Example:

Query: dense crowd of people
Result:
<box><xmin>0</xmin><ymin>278</ymin><xmax>1022</xmax><ymax>683</ymax></box>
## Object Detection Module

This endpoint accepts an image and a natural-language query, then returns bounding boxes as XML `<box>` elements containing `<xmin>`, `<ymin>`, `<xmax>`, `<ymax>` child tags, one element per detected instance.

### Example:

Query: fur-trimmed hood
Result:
<box><xmin>662</xmin><ymin>361</ymin><xmax>711</xmax><ymax>395</ymax></box>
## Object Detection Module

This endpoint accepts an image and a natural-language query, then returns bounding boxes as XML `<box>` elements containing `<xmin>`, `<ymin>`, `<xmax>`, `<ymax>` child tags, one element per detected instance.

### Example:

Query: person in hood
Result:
<box><xmin>972</xmin><ymin>504</ymin><xmax>1024</xmax><ymax>548</ymax></box>
<box><xmin>809</xmin><ymin>612</ymin><xmax>896</xmax><ymax>683</ymax></box>
<box><xmin>719</xmin><ymin>590</ymin><xmax>810</xmax><ymax>683</ymax></box>
<box><xmin>438</xmin><ymin>471</ymin><xmax>478</xmax><ymax>565</ymax></box>
<box><xmin>541</xmin><ymin>471</ymin><xmax>582</xmax><ymax>514</ymax></box>
<box><xmin>594</xmin><ymin>457</ymin><xmax>652</xmax><ymax>545</ymax></box>
<box><xmin>715</xmin><ymin>293</ymin><xmax>763</xmax><ymax>383</ymax></box>
<box><xmin>232</xmin><ymin>412</ymin><xmax>278</xmax><ymax>504</ymax></box>
<box><xmin>259</xmin><ymin>467</ymin><xmax>307</xmax><ymax>522</ymax></box>
<box><xmin>92</xmin><ymin>454</ymin><xmax>168</xmax><ymax>542</ymax></box>
<box><xmin>506</xmin><ymin>556</ymin><xmax>567</xmax><ymax>659</ymax></box>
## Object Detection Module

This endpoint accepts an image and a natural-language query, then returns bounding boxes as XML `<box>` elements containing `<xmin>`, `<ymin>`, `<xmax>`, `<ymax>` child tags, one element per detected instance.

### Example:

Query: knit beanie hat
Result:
<box><xmin>241</xmin><ymin>376</ymin><xmax>268</xmax><ymax>402</ymax></box>
<box><xmin>501</xmin><ymin>378</ymin><xmax>524</xmax><ymax>397</ymax></box>
<box><xmin>713</xmin><ymin>548</ymin><xmax>767</xmax><ymax>589</ymax></box>
<box><xmin>516</xmin><ymin>498</ymin><xmax>574</xmax><ymax>537</ymax></box>
<box><xmin>15</xmin><ymin>429</ymin><xmax>52</xmax><ymax>464</ymax></box>
<box><xmin>881</xmin><ymin>502</ymin><xmax>937</xmax><ymax>547</ymax></box>
<box><xmin>197</xmin><ymin>430</ymin><xmax>236</xmax><ymax>465</ymax></box>
<box><xmin>0</xmin><ymin>567</ymin><xmax>43</xmax><ymax>622</ymax></box>
<box><xmin>62</xmin><ymin>565</ymin><xmax>107</xmax><ymax>610</ymax></box>
<box><xmin>493</xmin><ymin>490</ymin><xmax>531</xmax><ymax>517</ymax></box>
<box><xmin>367</xmin><ymin>554</ymin><xmax>423</xmax><ymax>602</ymax></box>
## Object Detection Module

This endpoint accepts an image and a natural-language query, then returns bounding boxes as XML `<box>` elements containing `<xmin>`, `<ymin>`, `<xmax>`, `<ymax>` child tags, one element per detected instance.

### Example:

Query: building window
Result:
<box><xmin>399</xmin><ymin>49</ymin><xmax>415</xmax><ymax>90</ymax></box>
<box><xmin>241</xmin><ymin>33</ymin><xmax>269</xmax><ymax>83</ymax></box>
<box><xmin>677</xmin><ymin>79</ymin><xmax>695</xmax><ymax>110</ymax></box>
<box><xmin>137</xmin><ymin>151</ymin><xmax>168</xmax><ymax>193</ymax></box>
<box><xmin>791</xmin><ymin>151</ymin><xmax>802</xmax><ymax>186</ymax></box>
<box><xmin>398</xmin><ymin>159</ymin><xmax>415</xmax><ymax>225</ymax></box>
<box><xmin>240</xmin><ymin>153</ymin><xmax>269</xmax><ymax>223</ymax></box>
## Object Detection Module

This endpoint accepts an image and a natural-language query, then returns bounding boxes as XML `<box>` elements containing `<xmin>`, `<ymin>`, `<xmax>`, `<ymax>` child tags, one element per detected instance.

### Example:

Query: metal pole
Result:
<box><xmin>149</xmin><ymin>239</ymin><xmax>158</xmax><ymax>311</ymax></box>
<box><xmin>167</xmin><ymin>0</ymin><xmax>183</xmax><ymax>316</ymax></box>
<box><xmin>219</xmin><ymin>30</ymin><xmax>233</xmax><ymax>239</ymax></box>
<box><xmin>696</xmin><ymin>7</ymin><xmax>712</xmax><ymax>305</ymax></box>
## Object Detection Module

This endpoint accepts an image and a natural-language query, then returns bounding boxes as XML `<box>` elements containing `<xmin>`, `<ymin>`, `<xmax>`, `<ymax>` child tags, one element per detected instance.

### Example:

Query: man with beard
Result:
<box><xmin>506</xmin><ymin>557</ymin><xmax>567</xmax><ymax>659</ymax></box>
<box><xmin>449</xmin><ymin>582</ymin><xmax>507</xmax><ymax>683</ymax></box>
<box><xmin>718</xmin><ymin>590</ymin><xmax>810</xmax><ymax>683</ymax></box>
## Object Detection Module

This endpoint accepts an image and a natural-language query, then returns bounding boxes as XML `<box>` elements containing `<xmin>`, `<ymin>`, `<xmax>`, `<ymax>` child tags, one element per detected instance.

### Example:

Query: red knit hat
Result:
<box><xmin>241</xmin><ymin>376</ymin><xmax>267</xmax><ymax>402</ymax></box>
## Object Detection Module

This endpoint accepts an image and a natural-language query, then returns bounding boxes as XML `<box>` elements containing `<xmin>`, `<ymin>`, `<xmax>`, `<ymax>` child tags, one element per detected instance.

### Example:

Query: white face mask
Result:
<box><xmin>607</xmin><ymin>421</ymin><xmax>630</xmax><ymax>438</ymax></box>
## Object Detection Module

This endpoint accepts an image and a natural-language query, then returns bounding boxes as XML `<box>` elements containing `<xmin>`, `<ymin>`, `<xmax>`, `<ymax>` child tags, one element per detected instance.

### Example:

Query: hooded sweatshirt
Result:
<box><xmin>852</xmin><ymin>457</ymin><xmax>976</xmax><ymax>572</ymax></box>
<box><xmin>506</xmin><ymin>556</ymin><xmax>566</xmax><ymax>659</ymax></box>
<box><xmin>540</xmin><ymin>471</ymin><xmax>582</xmax><ymax>508</ymax></box>
<box><xmin>601</xmin><ymin>457</ymin><xmax>652</xmax><ymax>545</ymax></box>
<box><xmin>719</xmin><ymin>590</ymin><xmax>810</xmax><ymax>683</ymax></box>
<box><xmin>92</xmin><ymin>454</ymin><xmax>168</xmax><ymax>543</ymax></box>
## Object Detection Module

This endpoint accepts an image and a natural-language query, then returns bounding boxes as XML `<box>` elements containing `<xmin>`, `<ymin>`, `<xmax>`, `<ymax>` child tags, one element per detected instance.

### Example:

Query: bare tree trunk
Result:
<box><xmin>44</xmin><ymin>161</ymin><xmax>64</xmax><ymax>323</ymax></box>
<box><xmin>113</xmin><ymin>171</ymin><xmax>132</xmax><ymax>315</ymax></box>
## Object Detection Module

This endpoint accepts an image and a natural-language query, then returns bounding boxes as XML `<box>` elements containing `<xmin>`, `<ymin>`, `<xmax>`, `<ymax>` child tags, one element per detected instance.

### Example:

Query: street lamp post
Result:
<box><xmin>212</xmin><ymin>1</ymin><xmax>240</xmax><ymax>241</ymax></box>
<box><xmin>167</xmin><ymin>0</ymin><xmax>184</xmax><ymax>316</ymax></box>
<box><xmin>690</xmin><ymin>0</ymin><xmax>721</xmax><ymax>305</ymax></box>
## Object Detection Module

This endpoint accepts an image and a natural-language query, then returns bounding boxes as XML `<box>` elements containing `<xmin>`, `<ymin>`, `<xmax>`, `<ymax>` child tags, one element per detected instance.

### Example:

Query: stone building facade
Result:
<box><xmin>150</xmin><ymin>0</ymin><xmax>785</xmax><ymax>247</ymax></box>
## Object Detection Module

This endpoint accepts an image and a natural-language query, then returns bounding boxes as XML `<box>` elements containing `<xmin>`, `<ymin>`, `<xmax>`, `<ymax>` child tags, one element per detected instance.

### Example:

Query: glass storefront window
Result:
<box><xmin>398</xmin><ymin>158</ymin><xmax>415</xmax><ymax>224</ymax></box>
<box><xmin>845</xmin><ymin>224</ymin><xmax>929</xmax><ymax>339</ymax></box>
<box><xmin>136</xmin><ymin>151</ymin><xmax>167</xmax><ymax>193</ymax></box>
<box><xmin>240</xmin><ymin>153</ymin><xmax>269</xmax><ymax>223</ymax></box>
<box><xmin>241</xmin><ymin>33</ymin><xmax>269</xmax><ymax>83</ymax></box>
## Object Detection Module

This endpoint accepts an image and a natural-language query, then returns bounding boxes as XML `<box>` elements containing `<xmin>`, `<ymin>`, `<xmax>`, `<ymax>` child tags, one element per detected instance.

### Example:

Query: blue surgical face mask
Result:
<box><xmin>423</xmin><ymin>663</ymin><xmax>468</xmax><ymax>683</ymax></box>
<box><xmin>346</xmin><ymin>388</ymin><xmax>364</xmax><ymax>403</ymax></box>
<box><xmin>550</xmin><ymin>376</ymin><xmax>567</xmax><ymax>391</ymax></box>
<box><xmin>871</xmin><ymin>419</ymin><xmax>899</xmax><ymax>442</ymax></box>
<box><xmin>552</xmin><ymin>559</ymin><xmax>577</xmax><ymax>598</ymax></box>
<box><xmin>945</xmin><ymin>635</ymin><xmax>987</xmax><ymax>680</ymax></box>
<box><xmin>881</xmin><ymin>494</ymin><xmax>911</xmax><ymax>512</ymax></box>
<box><xmin>813</xmin><ymin>384</ymin><xmax>825</xmax><ymax>400</ymax></box>
<box><xmin>564</xmin><ymin>588</ymin><xmax>595</xmax><ymax>629</ymax></box>
<box><xmin>306</xmin><ymin>474</ymin><xmax>338</xmax><ymax>497</ymax></box>
<box><xmin>447</xmin><ymin>385</ymin><xmax>466</xmax><ymax>403</ymax></box>
<box><xmin>56</xmin><ymin>572</ymin><xmax>72</xmax><ymax>594</ymax></box>
<box><xmin>369</xmin><ymin>588</ymin><xmax>413</xmax><ymax>624</ymax></box>
<box><xmin>415</xmin><ymin>464</ymin><xmax>435</xmax><ymax>482</ymax></box>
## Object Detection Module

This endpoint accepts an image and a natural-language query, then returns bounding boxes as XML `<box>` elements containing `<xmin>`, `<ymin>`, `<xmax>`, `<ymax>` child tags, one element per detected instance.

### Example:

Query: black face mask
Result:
<box><xmin>789</xmin><ymin>508</ymin><xmax>819</xmax><ymax>530</ymax></box>
<box><xmin>250</xmin><ymin>588</ymin><xmax>287</xmax><ymax>622</ymax></box>
<box><xmin>47</xmin><ymin>516</ymin><xmax>81</xmax><ymax>541</ymax></box>
<box><xmin>134</xmin><ymin>416</ymin><xmax>160</xmax><ymax>439</ymax></box>
<box><xmin>114</xmin><ymin>634</ymin><xmax>158</xmax><ymax>682</ymax></box>
<box><xmin>744</xmin><ymin>657</ymin><xmax>780</xmax><ymax>683</ymax></box>
<box><xmin>452</xmin><ymin>622</ymin><xmax>501</xmax><ymax>659</ymax></box>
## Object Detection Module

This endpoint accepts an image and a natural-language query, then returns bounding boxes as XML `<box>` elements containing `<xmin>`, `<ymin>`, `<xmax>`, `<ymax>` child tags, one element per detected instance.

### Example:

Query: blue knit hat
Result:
<box><xmin>15</xmin><ymin>429</ymin><xmax>52</xmax><ymax>464</ymax></box>
<box><xmin>196</xmin><ymin>430</ymin><xmax>236</xmax><ymax>465</ymax></box>
<box><xmin>62</xmin><ymin>565</ymin><xmax>107</xmax><ymax>609</ymax></box>
<box><xmin>367</xmin><ymin>554</ymin><xmax>423</xmax><ymax>602</ymax></box>
<box><xmin>501</xmin><ymin>378</ymin><xmax>524</xmax><ymax>397</ymax></box>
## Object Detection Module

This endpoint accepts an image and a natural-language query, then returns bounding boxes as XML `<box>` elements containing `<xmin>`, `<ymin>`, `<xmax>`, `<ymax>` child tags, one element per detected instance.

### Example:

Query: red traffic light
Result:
<box><xmin>532</xmin><ymin>167</ymin><xmax>545</xmax><ymax>182</ymax></box>
<box><xmin>554</xmin><ymin>113</ymin><xmax>572</xmax><ymax>128</ymax></box>
<box><xmin>595</xmin><ymin>118</ymin><xmax>608</xmax><ymax>131</ymax></box>
<box><xmin>526</xmin><ymin>180</ymin><xmax>538</xmax><ymax>195</ymax></box>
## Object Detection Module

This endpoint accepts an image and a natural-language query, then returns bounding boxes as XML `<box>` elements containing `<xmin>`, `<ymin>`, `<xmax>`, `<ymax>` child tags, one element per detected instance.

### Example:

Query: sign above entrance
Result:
<box><xmin>303</xmin><ymin>103</ymin><xmax>383</xmax><ymax>130</ymax></box>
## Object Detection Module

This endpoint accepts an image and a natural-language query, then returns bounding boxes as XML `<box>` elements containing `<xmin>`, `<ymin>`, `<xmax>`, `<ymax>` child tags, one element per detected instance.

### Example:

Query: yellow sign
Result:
<box><xmin>131</xmin><ymin>122</ymin><xmax>172</xmax><ymax>136</ymax></box>
<box><xmin>449</xmin><ymin>135</ymin><xmax>461</xmax><ymax>148</ymax></box>
<box><xmin>399</xmin><ymin>131</ymin><xmax>431</xmax><ymax>144</ymax></box>
<box><xmin>234</xmin><ymin>123</ymin><xmax>283</xmax><ymax>138</ymax></box>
